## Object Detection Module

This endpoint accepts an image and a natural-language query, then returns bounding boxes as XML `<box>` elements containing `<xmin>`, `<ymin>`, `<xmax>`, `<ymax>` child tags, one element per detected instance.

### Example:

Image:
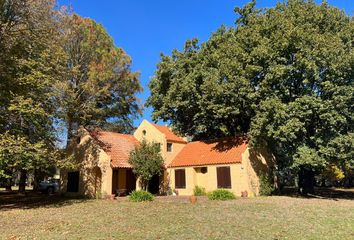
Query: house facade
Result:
<box><xmin>60</xmin><ymin>120</ymin><xmax>273</xmax><ymax>198</ymax></box>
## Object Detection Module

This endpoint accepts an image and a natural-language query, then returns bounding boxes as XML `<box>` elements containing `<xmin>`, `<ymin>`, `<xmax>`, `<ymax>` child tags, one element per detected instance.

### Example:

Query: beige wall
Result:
<box><xmin>134</xmin><ymin>119</ymin><xmax>186</xmax><ymax>166</ymax></box>
<box><xmin>134</xmin><ymin>120</ymin><xmax>187</xmax><ymax>193</ymax></box>
<box><xmin>60</xmin><ymin>128</ymin><xmax>112</xmax><ymax>198</ymax></box>
<box><xmin>167</xmin><ymin>148</ymin><xmax>273</xmax><ymax>197</ymax></box>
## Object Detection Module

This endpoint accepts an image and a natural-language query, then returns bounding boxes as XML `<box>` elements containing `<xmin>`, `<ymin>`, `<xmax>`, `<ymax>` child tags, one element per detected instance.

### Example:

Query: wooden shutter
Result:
<box><xmin>217</xmin><ymin>167</ymin><xmax>231</xmax><ymax>189</ymax></box>
<box><xmin>175</xmin><ymin>169</ymin><xmax>186</xmax><ymax>189</ymax></box>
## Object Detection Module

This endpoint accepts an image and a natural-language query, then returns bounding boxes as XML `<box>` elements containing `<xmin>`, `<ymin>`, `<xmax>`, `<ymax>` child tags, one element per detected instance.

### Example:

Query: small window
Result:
<box><xmin>76</xmin><ymin>137</ymin><xmax>81</xmax><ymax>144</ymax></box>
<box><xmin>201</xmin><ymin>167</ymin><xmax>208</xmax><ymax>174</ymax></box>
<box><xmin>167</xmin><ymin>143</ymin><xmax>173</xmax><ymax>152</ymax></box>
<box><xmin>217</xmin><ymin>166</ymin><xmax>231</xmax><ymax>189</ymax></box>
<box><xmin>142</xmin><ymin>130</ymin><xmax>146</xmax><ymax>136</ymax></box>
<box><xmin>175</xmin><ymin>169</ymin><xmax>186</xmax><ymax>189</ymax></box>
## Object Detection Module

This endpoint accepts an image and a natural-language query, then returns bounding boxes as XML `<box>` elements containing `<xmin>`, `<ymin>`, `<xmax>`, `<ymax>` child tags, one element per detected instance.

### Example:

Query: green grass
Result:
<box><xmin>0</xmin><ymin>195</ymin><xmax>354</xmax><ymax>239</ymax></box>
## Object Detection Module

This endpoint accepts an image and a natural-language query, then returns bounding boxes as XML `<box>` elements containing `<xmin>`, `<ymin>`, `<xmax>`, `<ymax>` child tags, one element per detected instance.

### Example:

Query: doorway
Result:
<box><xmin>67</xmin><ymin>171</ymin><xmax>79</xmax><ymax>192</ymax></box>
<box><xmin>148</xmin><ymin>174</ymin><xmax>160</xmax><ymax>194</ymax></box>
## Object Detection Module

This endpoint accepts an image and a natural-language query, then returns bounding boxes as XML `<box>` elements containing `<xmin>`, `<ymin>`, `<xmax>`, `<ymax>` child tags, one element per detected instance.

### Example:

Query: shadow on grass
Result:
<box><xmin>0</xmin><ymin>191</ymin><xmax>89</xmax><ymax>211</ymax></box>
<box><xmin>280</xmin><ymin>187</ymin><xmax>354</xmax><ymax>201</ymax></box>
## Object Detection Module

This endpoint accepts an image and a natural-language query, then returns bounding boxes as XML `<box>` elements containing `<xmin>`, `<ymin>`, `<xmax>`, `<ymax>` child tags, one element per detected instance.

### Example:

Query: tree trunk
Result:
<box><xmin>298</xmin><ymin>167</ymin><xmax>315</xmax><ymax>195</ymax></box>
<box><xmin>18</xmin><ymin>170</ymin><xmax>27</xmax><ymax>194</ymax></box>
<box><xmin>4</xmin><ymin>177</ymin><xmax>13</xmax><ymax>191</ymax></box>
<box><xmin>272</xmin><ymin>166</ymin><xmax>281</xmax><ymax>194</ymax></box>
<box><xmin>33</xmin><ymin>170</ymin><xmax>39</xmax><ymax>192</ymax></box>
<box><xmin>67</xmin><ymin>118</ymin><xmax>79</xmax><ymax>149</ymax></box>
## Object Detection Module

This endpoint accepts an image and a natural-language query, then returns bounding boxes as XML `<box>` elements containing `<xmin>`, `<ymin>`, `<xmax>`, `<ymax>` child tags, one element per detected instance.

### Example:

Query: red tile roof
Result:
<box><xmin>169</xmin><ymin>137</ymin><xmax>248</xmax><ymax>168</ymax></box>
<box><xmin>151</xmin><ymin>123</ymin><xmax>186</xmax><ymax>143</ymax></box>
<box><xmin>92</xmin><ymin>131</ymin><xmax>139</xmax><ymax>168</ymax></box>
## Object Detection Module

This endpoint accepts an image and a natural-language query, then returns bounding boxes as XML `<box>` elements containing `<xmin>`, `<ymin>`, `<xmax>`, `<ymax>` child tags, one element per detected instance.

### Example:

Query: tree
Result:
<box><xmin>147</xmin><ymin>0</ymin><xmax>354</xmax><ymax>194</ymax></box>
<box><xmin>56</xmin><ymin>14</ymin><xmax>142</xmax><ymax>146</ymax></box>
<box><xmin>0</xmin><ymin>0</ymin><xmax>66</xmax><ymax>192</ymax></box>
<box><xmin>128</xmin><ymin>140</ymin><xmax>164</xmax><ymax>191</ymax></box>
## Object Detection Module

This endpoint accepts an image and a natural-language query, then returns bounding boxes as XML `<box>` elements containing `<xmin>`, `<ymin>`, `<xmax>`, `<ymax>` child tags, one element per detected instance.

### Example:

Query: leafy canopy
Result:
<box><xmin>128</xmin><ymin>140</ymin><xmax>164</xmax><ymax>190</ymax></box>
<box><xmin>147</xmin><ymin>0</ymin><xmax>354</xmax><ymax>177</ymax></box>
<box><xmin>56</xmin><ymin>14</ymin><xmax>142</xmax><ymax>141</ymax></box>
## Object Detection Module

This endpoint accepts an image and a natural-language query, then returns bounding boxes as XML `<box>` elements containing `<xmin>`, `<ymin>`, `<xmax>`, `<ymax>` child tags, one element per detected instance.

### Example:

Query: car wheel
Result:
<box><xmin>47</xmin><ymin>187</ymin><xmax>54</xmax><ymax>195</ymax></box>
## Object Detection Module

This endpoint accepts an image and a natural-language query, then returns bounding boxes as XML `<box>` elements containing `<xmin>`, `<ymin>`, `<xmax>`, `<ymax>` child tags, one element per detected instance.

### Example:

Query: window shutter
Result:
<box><xmin>217</xmin><ymin>167</ymin><xmax>231</xmax><ymax>189</ymax></box>
<box><xmin>175</xmin><ymin>169</ymin><xmax>186</xmax><ymax>189</ymax></box>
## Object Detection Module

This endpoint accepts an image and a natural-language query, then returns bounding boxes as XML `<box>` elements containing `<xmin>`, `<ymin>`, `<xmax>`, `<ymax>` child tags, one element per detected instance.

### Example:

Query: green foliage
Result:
<box><xmin>147</xmin><ymin>0</ymin><xmax>354</xmax><ymax>189</ymax></box>
<box><xmin>193</xmin><ymin>186</ymin><xmax>206</xmax><ymax>196</ymax></box>
<box><xmin>0</xmin><ymin>132</ymin><xmax>57</xmax><ymax>179</ymax></box>
<box><xmin>259</xmin><ymin>174</ymin><xmax>275</xmax><ymax>196</ymax></box>
<box><xmin>207</xmin><ymin>189</ymin><xmax>236</xmax><ymax>200</ymax></box>
<box><xmin>128</xmin><ymin>140</ymin><xmax>164</xmax><ymax>190</ymax></box>
<box><xmin>56</xmin><ymin>14</ymin><xmax>142</xmax><ymax>142</ymax></box>
<box><xmin>321</xmin><ymin>164</ymin><xmax>345</xmax><ymax>182</ymax></box>
<box><xmin>0</xmin><ymin>0</ymin><xmax>65</xmax><ymax>185</ymax></box>
<box><xmin>129</xmin><ymin>190</ymin><xmax>154</xmax><ymax>202</ymax></box>
<box><xmin>0</xmin><ymin>1</ymin><xmax>142</xmax><ymax>190</ymax></box>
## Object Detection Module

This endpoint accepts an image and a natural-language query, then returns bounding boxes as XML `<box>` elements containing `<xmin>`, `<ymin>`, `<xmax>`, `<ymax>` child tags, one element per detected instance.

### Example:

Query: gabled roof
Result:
<box><xmin>151</xmin><ymin>123</ymin><xmax>186</xmax><ymax>143</ymax></box>
<box><xmin>169</xmin><ymin>137</ymin><xmax>248</xmax><ymax>168</ymax></box>
<box><xmin>92</xmin><ymin>131</ymin><xmax>139</xmax><ymax>168</ymax></box>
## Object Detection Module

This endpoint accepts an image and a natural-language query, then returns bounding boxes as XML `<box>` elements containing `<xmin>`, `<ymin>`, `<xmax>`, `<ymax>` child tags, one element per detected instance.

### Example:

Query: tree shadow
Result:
<box><xmin>209</xmin><ymin>136</ymin><xmax>248</xmax><ymax>152</ymax></box>
<box><xmin>0</xmin><ymin>191</ymin><xmax>89</xmax><ymax>211</ymax></box>
<box><xmin>280</xmin><ymin>186</ymin><xmax>354</xmax><ymax>200</ymax></box>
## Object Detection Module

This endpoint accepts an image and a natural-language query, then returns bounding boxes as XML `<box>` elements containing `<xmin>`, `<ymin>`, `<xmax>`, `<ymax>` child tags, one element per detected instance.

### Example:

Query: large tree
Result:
<box><xmin>0</xmin><ymin>0</ymin><xmax>66</xmax><ymax>192</ymax></box>
<box><xmin>56</xmin><ymin>14</ymin><xmax>142</xmax><ymax>145</ymax></box>
<box><xmin>147</xmin><ymin>0</ymin><xmax>354</xmax><ymax>194</ymax></box>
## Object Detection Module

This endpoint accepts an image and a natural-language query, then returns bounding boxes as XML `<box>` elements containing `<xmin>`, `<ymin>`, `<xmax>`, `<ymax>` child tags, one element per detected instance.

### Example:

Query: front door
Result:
<box><xmin>148</xmin><ymin>174</ymin><xmax>160</xmax><ymax>194</ymax></box>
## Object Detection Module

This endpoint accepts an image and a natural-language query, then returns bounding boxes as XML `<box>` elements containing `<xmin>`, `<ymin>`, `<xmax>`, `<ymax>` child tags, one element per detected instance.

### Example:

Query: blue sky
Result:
<box><xmin>58</xmin><ymin>0</ymin><xmax>354</xmax><ymax>127</ymax></box>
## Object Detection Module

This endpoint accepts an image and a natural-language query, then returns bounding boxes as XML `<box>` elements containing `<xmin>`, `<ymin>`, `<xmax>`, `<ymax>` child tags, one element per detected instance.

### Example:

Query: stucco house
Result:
<box><xmin>60</xmin><ymin>119</ymin><xmax>273</xmax><ymax>198</ymax></box>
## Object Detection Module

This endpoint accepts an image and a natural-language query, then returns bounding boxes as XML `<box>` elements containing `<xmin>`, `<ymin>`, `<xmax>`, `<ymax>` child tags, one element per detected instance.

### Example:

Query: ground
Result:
<box><xmin>1</xmin><ymin>190</ymin><xmax>354</xmax><ymax>240</ymax></box>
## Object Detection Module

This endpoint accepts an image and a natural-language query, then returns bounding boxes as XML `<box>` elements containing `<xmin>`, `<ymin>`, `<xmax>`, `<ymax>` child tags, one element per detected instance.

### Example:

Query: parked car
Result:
<box><xmin>38</xmin><ymin>179</ymin><xmax>59</xmax><ymax>194</ymax></box>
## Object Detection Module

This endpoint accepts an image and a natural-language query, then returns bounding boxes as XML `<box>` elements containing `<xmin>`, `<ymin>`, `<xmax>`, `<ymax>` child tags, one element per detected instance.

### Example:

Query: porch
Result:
<box><xmin>112</xmin><ymin>168</ymin><xmax>137</xmax><ymax>196</ymax></box>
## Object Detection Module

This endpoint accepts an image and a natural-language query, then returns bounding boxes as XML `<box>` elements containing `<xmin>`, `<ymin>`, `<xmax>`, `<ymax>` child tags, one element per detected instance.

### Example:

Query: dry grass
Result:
<box><xmin>0</xmin><ymin>195</ymin><xmax>354</xmax><ymax>240</ymax></box>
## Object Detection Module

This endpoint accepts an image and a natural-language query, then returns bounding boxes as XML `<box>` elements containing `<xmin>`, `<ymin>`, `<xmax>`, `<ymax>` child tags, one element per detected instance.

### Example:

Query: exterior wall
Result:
<box><xmin>134</xmin><ymin>119</ymin><xmax>186</xmax><ymax>165</ymax></box>
<box><xmin>60</xmin><ymin>128</ymin><xmax>112</xmax><ymax>198</ymax></box>
<box><xmin>134</xmin><ymin>120</ymin><xmax>187</xmax><ymax>193</ymax></box>
<box><xmin>242</xmin><ymin>147</ymin><xmax>275</xmax><ymax>196</ymax></box>
<box><xmin>168</xmin><ymin>164</ymin><xmax>246</xmax><ymax>196</ymax></box>
<box><xmin>168</xmin><ymin>148</ymin><xmax>274</xmax><ymax>197</ymax></box>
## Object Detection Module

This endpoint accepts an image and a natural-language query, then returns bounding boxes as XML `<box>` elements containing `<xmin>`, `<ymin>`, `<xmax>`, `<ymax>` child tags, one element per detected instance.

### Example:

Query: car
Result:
<box><xmin>38</xmin><ymin>179</ymin><xmax>59</xmax><ymax>194</ymax></box>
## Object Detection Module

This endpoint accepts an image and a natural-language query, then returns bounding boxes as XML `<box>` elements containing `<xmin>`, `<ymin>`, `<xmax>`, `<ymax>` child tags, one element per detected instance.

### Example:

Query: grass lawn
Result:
<box><xmin>0</xmin><ymin>194</ymin><xmax>354</xmax><ymax>240</ymax></box>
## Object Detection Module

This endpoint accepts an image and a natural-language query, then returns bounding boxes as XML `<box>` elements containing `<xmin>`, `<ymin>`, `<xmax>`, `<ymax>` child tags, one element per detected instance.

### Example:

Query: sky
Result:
<box><xmin>58</xmin><ymin>0</ymin><xmax>354</xmax><ymax>127</ymax></box>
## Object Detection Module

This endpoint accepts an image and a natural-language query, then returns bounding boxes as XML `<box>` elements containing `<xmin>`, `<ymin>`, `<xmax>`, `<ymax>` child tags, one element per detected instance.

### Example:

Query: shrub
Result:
<box><xmin>193</xmin><ymin>186</ymin><xmax>206</xmax><ymax>196</ymax></box>
<box><xmin>259</xmin><ymin>173</ymin><xmax>275</xmax><ymax>196</ymax></box>
<box><xmin>129</xmin><ymin>190</ymin><xmax>154</xmax><ymax>202</ymax></box>
<box><xmin>208</xmin><ymin>189</ymin><xmax>235</xmax><ymax>200</ymax></box>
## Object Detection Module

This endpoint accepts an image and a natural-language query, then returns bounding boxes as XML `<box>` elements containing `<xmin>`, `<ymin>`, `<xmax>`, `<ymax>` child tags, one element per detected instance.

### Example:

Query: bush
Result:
<box><xmin>259</xmin><ymin>173</ymin><xmax>275</xmax><ymax>196</ymax></box>
<box><xmin>193</xmin><ymin>186</ymin><xmax>206</xmax><ymax>196</ymax></box>
<box><xmin>129</xmin><ymin>190</ymin><xmax>154</xmax><ymax>202</ymax></box>
<box><xmin>208</xmin><ymin>189</ymin><xmax>235</xmax><ymax>200</ymax></box>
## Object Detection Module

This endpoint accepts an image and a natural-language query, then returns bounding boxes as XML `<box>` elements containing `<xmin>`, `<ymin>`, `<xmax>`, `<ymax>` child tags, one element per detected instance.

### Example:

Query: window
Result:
<box><xmin>167</xmin><ymin>143</ymin><xmax>173</xmax><ymax>152</ymax></box>
<box><xmin>201</xmin><ymin>167</ymin><xmax>208</xmax><ymax>174</ymax></box>
<box><xmin>76</xmin><ymin>136</ymin><xmax>81</xmax><ymax>144</ymax></box>
<box><xmin>175</xmin><ymin>169</ymin><xmax>186</xmax><ymax>189</ymax></box>
<box><xmin>142</xmin><ymin>130</ymin><xmax>146</xmax><ymax>136</ymax></box>
<box><xmin>217</xmin><ymin>167</ymin><xmax>231</xmax><ymax>189</ymax></box>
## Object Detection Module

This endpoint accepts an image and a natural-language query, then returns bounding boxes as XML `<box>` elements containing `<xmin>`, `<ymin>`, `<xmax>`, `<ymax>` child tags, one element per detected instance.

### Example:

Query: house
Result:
<box><xmin>168</xmin><ymin>137</ymin><xmax>273</xmax><ymax>196</ymax></box>
<box><xmin>60</xmin><ymin>120</ymin><xmax>273</xmax><ymax>198</ymax></box>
